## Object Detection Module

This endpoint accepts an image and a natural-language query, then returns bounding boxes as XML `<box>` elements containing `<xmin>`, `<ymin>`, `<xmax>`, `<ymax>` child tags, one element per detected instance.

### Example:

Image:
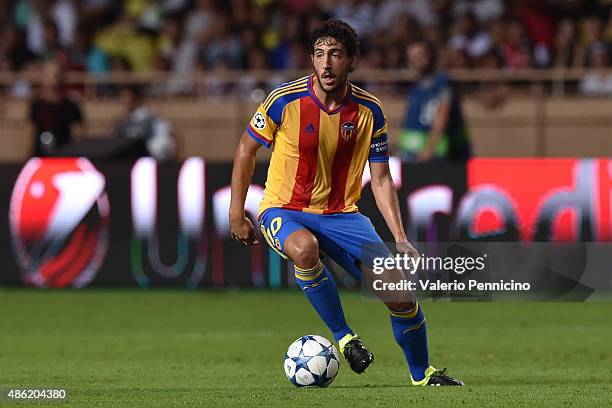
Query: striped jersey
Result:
<box><xmin>246</xmin><ymin>75</ymin><xmax>389</xmax><ymax>216</ymax></box>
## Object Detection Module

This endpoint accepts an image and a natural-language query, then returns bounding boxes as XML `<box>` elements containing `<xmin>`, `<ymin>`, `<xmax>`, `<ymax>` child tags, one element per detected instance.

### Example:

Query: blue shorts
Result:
<box><xmin>259</xmin><ymin>208</ymin><xmax>388</xmax><ymax>280</ymax></box>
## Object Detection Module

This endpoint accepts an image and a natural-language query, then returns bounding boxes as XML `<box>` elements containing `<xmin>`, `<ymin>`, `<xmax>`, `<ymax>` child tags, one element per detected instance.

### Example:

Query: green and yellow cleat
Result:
<box><xmin>339</xmin><ymin>334</ymin><xmax>374</xmax><ymax>374</ymax></box>
<box><xmin>412</xmin><ymin>366</ymin><xmax>464</xmax><ymax>386</ymax></box>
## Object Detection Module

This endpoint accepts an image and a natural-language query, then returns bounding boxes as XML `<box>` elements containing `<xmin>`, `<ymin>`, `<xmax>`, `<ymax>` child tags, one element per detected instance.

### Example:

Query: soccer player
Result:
<box><xmin>229</xmin><ymin>20</ymin><xmax>463</xmax><ymax>386</ymax></box>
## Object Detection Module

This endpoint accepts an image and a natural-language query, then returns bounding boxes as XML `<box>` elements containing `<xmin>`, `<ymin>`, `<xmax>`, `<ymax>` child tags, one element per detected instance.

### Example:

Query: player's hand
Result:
<box><xmin>395</xmin><ymin>240</ymin><xmax>420</xmax><ymax>260</ymax></box>
<box><xmin>230</xmin><ymin>216</ymin><xmax>259</xmax><ymax>246</ymax></box>
<box><xmin>416</xmin><ymin>148</ymin><xmax>434</xmax><ymax>163</ymax></box>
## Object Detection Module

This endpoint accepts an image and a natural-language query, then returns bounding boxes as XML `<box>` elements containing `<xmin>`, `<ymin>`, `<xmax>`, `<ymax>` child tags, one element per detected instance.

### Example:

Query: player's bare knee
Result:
<box><xmin>291</xmin><ymin>240</ymin><xmax>319</xmax><ymax>268</ymax></box>
<box><xmin>286</xmin><ymin>233</ymin><xmax>319</xmax><ymax>269</ymax></box>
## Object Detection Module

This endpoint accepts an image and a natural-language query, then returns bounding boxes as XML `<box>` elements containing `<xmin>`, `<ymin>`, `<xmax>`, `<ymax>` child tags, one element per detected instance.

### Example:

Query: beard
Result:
<box><xmin>316</xmin><ymin>70</ymin><xmax>348</xmax><ymax>95</ymax></box>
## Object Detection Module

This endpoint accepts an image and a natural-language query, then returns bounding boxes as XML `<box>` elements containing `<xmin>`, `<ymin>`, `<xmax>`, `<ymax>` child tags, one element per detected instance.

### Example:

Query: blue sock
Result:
<box><xmin>390</xmin><ymin>303</ymin><xmax>430</xmax><ymax>382</ymax></box>
<box><xmin>295</xmin><ymin>262</ymin><xmax>353</xmax><ymax>343</ymax></box>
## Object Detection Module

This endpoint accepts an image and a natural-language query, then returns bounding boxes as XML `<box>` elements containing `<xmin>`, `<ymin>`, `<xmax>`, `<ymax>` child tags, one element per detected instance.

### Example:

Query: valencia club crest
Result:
<box><xmin>341</xmin><ymin>121</ymin><xmax>356</xmax><ymax>141</ymax></box>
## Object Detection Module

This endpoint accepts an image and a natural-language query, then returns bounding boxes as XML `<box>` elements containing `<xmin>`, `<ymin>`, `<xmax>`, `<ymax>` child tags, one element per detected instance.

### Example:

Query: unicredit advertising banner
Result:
<box><xmin>0</xmin><ymin>157</ymin><xmax>610</xmax><ymax>289</ymax></box>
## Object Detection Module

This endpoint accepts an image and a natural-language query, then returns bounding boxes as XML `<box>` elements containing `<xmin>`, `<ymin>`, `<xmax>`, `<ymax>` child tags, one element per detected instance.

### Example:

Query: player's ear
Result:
<box><xmin>349</xmin><ymin>55</ymin><xmax>358</xmax><ymax>73</ymax></box>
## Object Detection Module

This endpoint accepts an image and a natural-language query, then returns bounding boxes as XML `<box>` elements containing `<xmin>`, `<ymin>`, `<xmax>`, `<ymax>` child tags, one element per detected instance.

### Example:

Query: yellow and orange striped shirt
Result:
<box><xmin>246</xmin><ymin>75</ymin><xmax>389</xmax><ymax>216</ymax></box>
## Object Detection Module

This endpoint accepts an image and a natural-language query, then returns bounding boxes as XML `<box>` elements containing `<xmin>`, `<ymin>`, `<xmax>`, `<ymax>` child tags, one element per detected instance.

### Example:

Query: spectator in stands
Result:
<box><xmin>448</xmin><ymin>13</ymin><xmax>493</xmax><ymax>62</ymax></box>
<box><xmin>400</xmin><ymin>41</ymin><xmax>471</xmax><ymax>162</ymax></box>
<box><xmin>333</xmin><ymin>0</ymin><xmax>376</xmax><ymax>36</ymax></box>
<box><xmin>237</xmin><ymin>47</ymin><xmax>272</xmax><ymax>99</ymax></box>
<box><xmin>111</xmin><ymin>84</ymin><xmax>175</xmax><ymax>160</ymax></box>
<box><xmin>5</xmin><ymin>0</ymin><xmax>612</xmax><ymax>77</ymax></box>
<box><xmin>69</xmin><ymin>24</ymin><xmax>109</xmax><ymax>75</ymax></box>
<box><xmin>579</xmin><ymin>41</ymin><xmax>612</xmax><ymax>95</ymax></box>
<box><xmin>95</xmin><ymin>10</ymin><xmax>158</xmax><ymax>72</ymax></box>
<box><xmin>156</xmin><ymin>15</ymin><xmax>183</xmax><ymax>71</ymax></box>
<box><xmin>553</xmin><ymin>18</ymin><xmax>579</xmax><ymax>68</ymax></box>
<box><xmin>20</xmin><ymin>0</ymin><xmax>48</xmax><ymax>56</ymax></box>
<box><xmin>199</xmin><ymin>14</ymin><xmax>242</xmax><ymax>70</ymax></box>
<box><xmin>38</xmin><ymin>18</ymin><xmax>62</xmax><ymax>62</ymax></box>
<box><xmin>500</xmin><ymin>18</ymin><xmax>533</xmax><ymax>70</ymax></box>
<box><xmin>573</xmin><ymin>15</ymin><xmax>607</xmax><ymax>68</ymax></box>
<box><xmin>270</xmin><ymin>15</ymin><xmax>301</xmax><ymax>70</ymax></box>
<box><xmin>79</xmin><ymin>0</ymin><xmax>121</xmax><ymax>27</ymax></box>
<box><xmin>28</xmin><ymin>60</ymin><xmax>85</xmax><ymax>156</ymax></box>
<box><xmin>453</xmin><ymin>0</ymin><xmax>504</xmax><ymax>25</ymax></box>
<box><xmin>513</xmin><ymin>0</ymin><xmax>556</xmax><ymax>67</ymax></box>
<box><xmin>0</xmin><ymin>23</ymin><xmax>36</xmax><ymax>71</ymax></box>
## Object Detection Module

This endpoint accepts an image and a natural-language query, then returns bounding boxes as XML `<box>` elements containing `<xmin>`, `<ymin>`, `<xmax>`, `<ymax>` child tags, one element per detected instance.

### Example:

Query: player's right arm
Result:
<box><xmin>230</xmin><ymin>91</ymin><xmax>279</xmax><ymax>245</ymax></box>
<box><xmin>229</xmin><ymin>132</ymin><xmax>261</xmax><ymax>246</ymax></box>
<box><xmin>418</xmin><ymin>80</ymin><xmax>452</xmax><ymax>162</ymax></box>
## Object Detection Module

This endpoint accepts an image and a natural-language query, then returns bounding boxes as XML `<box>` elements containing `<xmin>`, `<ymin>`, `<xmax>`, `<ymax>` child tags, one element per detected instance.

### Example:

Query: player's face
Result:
<box><xmin>311</xmin><ymin>37</ymin><xmax>356</xmax><ymax>93</ymax></box>
<box><xmin>408</xmin><ymin>44</ymin><xmax>430</xmax><ymax>76</ymax></box>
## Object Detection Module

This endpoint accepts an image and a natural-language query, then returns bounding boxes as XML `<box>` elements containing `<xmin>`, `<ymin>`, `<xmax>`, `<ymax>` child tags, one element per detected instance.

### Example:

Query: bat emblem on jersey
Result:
<box><xmin>341</xmin><ymin>121</ymin><xmax>356</xmax><ymax>141</ymax></box>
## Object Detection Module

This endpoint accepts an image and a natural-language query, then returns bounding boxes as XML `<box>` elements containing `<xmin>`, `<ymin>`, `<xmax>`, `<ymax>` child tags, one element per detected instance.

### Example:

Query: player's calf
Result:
<box><xmin>388</xmin><ymin>302</ymin><xmax>464</xmax><ymax>386</ymax></box>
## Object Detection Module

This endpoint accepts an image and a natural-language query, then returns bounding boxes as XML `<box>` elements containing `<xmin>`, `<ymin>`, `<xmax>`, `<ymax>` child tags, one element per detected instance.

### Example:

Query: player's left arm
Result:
<box><xmin>369</xmin><ymin>161</ymin><xmax>419</xmax><ymax>258</ymax></box>
<box><xmin>368</xmin><ymin>102</ymin><xmax>419</xmax><ymax>256</ymax></box>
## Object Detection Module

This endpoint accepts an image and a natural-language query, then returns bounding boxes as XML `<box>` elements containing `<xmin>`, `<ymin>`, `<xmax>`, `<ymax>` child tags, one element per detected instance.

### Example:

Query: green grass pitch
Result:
<box><xmin>0</xmin><ymin>290</ymin><xmax>611</xmax><ymax>407</ymax></box>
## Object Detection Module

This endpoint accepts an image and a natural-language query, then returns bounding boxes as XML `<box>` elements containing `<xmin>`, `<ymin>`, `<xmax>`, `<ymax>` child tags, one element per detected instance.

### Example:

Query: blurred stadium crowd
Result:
<box><xmin>4</xmin><ymin>1</ymin><xmax>612</xmax><ymax>161</ymax></box>
<box><xmin>3</xmin><ymin>0</ymin><xmax>612</xmax><ymax>76</ymax></box>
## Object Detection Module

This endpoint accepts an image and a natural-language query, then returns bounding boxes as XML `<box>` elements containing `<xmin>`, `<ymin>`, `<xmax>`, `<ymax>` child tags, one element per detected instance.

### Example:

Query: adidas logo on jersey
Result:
<box><xmin>305</xmin><ymin>123</ymin><xmax>317</xmax><ymax>133</ymax></box>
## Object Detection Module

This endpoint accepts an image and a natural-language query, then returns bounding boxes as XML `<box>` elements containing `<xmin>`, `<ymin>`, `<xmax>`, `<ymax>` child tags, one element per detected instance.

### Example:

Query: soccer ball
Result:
<box><xmin>283</xmin><ymin>335</ymin><xmax>340</xmax><ymax>387</ymax></box>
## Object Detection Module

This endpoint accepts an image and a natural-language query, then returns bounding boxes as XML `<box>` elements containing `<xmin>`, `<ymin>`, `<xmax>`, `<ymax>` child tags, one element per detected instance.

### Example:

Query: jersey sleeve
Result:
<box><xmin>368</xmin><ymin>109</ymin><xmax>389</xmax><ymax>163</ymax></box>
<box><xmin>246</xmin><ymin>103</ymin><xmax>278</xmax><ymax>148</ymax></box>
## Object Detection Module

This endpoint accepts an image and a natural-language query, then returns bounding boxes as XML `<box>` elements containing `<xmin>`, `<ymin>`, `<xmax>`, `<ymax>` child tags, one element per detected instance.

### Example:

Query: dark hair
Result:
<box><xmin>411</xmin><ymin>40</ymin><xmax>438</xmax><ymax>74</ymax></box>
<box><xmin>310</xmin><ymin>19</ymin><xmax>360</xmax><ymax>58</ymax></box>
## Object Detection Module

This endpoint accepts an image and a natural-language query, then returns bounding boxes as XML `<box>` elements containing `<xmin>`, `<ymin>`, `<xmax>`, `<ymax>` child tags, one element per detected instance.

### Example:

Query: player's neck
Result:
<box><xmin>312</xmin><ymin>76</ymin><xmax>349</xmax><ymax>111</ymax></box>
